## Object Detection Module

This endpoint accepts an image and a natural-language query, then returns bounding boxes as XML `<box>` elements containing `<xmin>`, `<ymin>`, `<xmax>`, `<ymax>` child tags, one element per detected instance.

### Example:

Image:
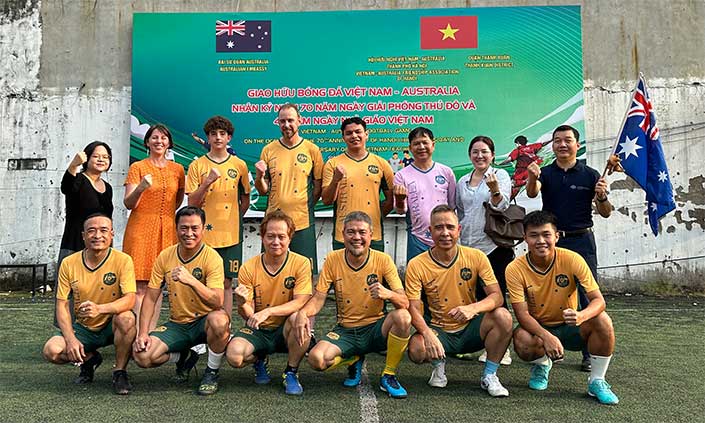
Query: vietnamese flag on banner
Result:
<box><xmin>420</xmin><ymin>16</ymin><xmax>478</xmax><ymax>50</ymax></box>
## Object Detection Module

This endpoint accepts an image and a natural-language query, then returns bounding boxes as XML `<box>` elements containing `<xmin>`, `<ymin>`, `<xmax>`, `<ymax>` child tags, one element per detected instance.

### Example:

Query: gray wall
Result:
<box><xmin>1</xmin><ymin>0</ymin><xmax>704</xmax><ymax>292</ymax></box>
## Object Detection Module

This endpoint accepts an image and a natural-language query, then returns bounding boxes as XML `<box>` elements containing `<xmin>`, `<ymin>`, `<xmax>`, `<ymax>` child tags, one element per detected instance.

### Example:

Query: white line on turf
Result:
<box><xmin>357</xmin><ymin>362</ymin><xmax>379</xmax><ymax>423</ymax></box>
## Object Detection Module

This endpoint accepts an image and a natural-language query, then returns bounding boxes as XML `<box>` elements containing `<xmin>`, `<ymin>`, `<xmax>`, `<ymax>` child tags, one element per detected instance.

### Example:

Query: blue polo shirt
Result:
<box><xmin>539</xmin><ymin>160</ymin><xmax>599</xmax><ymax>231</ymax></box>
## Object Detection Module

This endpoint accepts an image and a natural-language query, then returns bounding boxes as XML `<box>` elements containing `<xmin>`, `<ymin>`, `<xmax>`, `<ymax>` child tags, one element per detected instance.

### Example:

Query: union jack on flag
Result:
<box><xmin>216</xmin><ymin>20</ymin><xmax>246</xmax><ymax>36</ymax></box>
<box><xmin>215</xmin><ymin>19</ymin><xmax>272</xmax><ymax>53</ymax></box>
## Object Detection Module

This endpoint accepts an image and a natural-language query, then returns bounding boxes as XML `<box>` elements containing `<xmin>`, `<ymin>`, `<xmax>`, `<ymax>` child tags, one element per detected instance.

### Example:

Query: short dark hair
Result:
<box><xmin>523</xmin><ymin>210</ymin><xmax>558</xmax><ymax>231</ymax></box>
<box><xmin>341</xmin><ymin>116</ymin><xmax>366</xmax><ymax>132</ymax></box>
<box><xmin>343</xmin><ymin>211</ymin><xmax>372</xmax><ymax>229</ymax></box>
<box><xmin>82</xmin><ymin>213</ymin><xmax>112</xmax><ymax>229</ymax></box>
<box><xmin>82</xmin><ymin>141</ymin><xmax>112</xmax><ymax>172</ymax></box>
<box><xmin>260</xmin><ymin>210</ymin><xmax>296</xmax><ymax>238</ymax></box>
<box><xmin>468</xmin><ymin>135</ymin><xmax>495</xmax><ymax>155</ymax></box>
<box><xmin>514</xmin><ymin>135</ymin><xmax>528</xmax><ymax>145</ymax></box>
<box><xmin>143</xmin><ymin>124</ymin><xmax>173</xmax><ymax>151</ymax></box>
<box><xmin>204</xmin><ymin>115</ymin><xmax>234</xmax><ymax>136</ymax></box>
<box><xmin>430</xmin><ymin>204</ymin><xmax>456</xmax><ymax>221</ymax></box>
<box><xmin>552</xmin><ymin>125</ymin><xmax>579</xmax><ymax>142</ymax></box>
<box><xmin>176</xmin><ymin>206</ymin><xmax>206</xmax><ymax>225</ymax></box>
<box><xmin>278</xmin><ymin>103</ymin><xmax>300</xmax><ymax>117</ymax></box>
<box><xmin>408</xmin><ymin>126</ymin><xmax>434</xmax><ymax>143</ymax></box>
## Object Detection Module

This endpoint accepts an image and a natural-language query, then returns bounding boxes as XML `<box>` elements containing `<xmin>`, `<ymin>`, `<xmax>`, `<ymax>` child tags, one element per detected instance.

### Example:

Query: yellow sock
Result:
<box><xmin>383</xmin><ymin>332</ymin><xmax>410</xmax><ymax>375</ymax></box>
<box><xmin>325</xmin><ymin>355</ymin><xmax>360</xmax><ymax>372</ymax></box>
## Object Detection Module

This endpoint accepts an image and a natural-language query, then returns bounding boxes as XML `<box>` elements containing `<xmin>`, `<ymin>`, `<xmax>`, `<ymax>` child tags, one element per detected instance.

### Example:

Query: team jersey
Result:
<box><xmin>509</xmin><ymin>143</ymin><xmax>544</xmax><ymax>168</ymax></box>
<box><xmin>57</xmin><ymin>248</ymin><xmax>136</xmax><ymax>331</ymax></box>
<box><xmin>506</xmin><ymin>247</ymin><xmax>600</xmax><ymax>326</ymax></box>
<box><xmin>260</xmin><ymin>139</ymin><xmax>323</xmax><ymax>231</ymax></box>
<box><xmin>405</xmin><ymin>246</ymin><xmax>497</xmax><ymax>331</ymax></box>
<box><xmin>316</xmin><ymin>249</ymin><xmax>402</xmax><ymax>328</ymax></box>
<box><xmin>322</xmin><ymin>152</ymin><xmax>393</xmax><ymax>242</ymax></box>
<box><xmin>185</xmin><ymin>154</ymin><xmax>251</xmax><ymax>248</ymax></box>
<box><xmin>238</xmin><ymin>251</ymin><xmax>313</xmax><ymax>328</ymax></box>
<box><xmin>149</xmin><ymin>243</ymin><xmax>225</xmax><ymax>324</ymax></box>
<box><xmin>393</xmin><ymin>162</ymin><xmax>456</xmax><ymax>246</ymax></box>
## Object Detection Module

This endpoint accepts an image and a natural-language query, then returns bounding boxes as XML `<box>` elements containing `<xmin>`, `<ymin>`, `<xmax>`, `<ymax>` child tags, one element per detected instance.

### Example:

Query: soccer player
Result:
<box><xmin>405</xmin><ymin>205</ymin><xmax>512</xmax><ymax>397</ymax></box>
<box><xmin>132</xmin><ymin>206</ymin><xmax>230</xmax><ymax>396</ymax></box>
<box><xmin>43</xmin><ymin>214</ymin><xmax>136</xmax><ymax>395</ymax></box>
<box><xmin>506</xmin><ymin>210</ymin><xmax>618</xmax><ymax>405</ymax></box>
<box><xmin>254</xmin><ymin>103</ymin><xmax>323</xmax><ymax>273</ymax></box>
<box><xmin>186</xmin><ymin>115</ymin><xmax>250</xmax><ymax>315</ymax></box>
<box><xmin>322</xmin><ymin>117</ymin><xmax>394</xmax><ymax>251</ymax></box>
<box><xmin>224</xmin><ymin>210</ymin><xmax>312</xmax><ymax>395</ymax></box>
<box><xmin>498</xmin><ymin>135</ymin><xmax>550</xmax><ymax>199</ymax></box>
<box><xmin>293</xmin><ymin>211</ymin><xmax>412</xmax><ymax>398</ymax></box>
<box><xmin>393</xmin><ymin>126</ymin><xmax>456</xmax><ymax>262</ymax></box>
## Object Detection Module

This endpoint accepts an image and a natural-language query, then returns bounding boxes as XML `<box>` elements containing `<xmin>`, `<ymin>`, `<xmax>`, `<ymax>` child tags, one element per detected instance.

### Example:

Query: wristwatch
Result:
<box><xmin>492</xmin><ymin>191</ymin><xmax>501</xmax><ymax>198</ymax></box>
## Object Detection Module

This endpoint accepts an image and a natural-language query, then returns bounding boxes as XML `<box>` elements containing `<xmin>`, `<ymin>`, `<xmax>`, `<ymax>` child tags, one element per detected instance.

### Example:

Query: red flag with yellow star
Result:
<box><xmin>420</xmin><ymin>16</ymin><xmax>478</xmax><ymax>50</ymax></box>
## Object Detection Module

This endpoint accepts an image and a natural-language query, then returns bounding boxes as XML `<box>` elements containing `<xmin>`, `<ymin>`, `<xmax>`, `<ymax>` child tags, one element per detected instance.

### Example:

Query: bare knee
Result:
<box><xmin>389</xmin><ymin>309</ymin><xmax>412</xmax><ymax>331</ymax></box>
<box><xmin>512</xmin><ymin>328</ymin><xmax>538</xmax><ymax>361</ymax></box>
<box><xmin>132</xmin><ymin>351</ymin><xmax>153</xmax><ymax>368</ymax></box>
<box><xmin>489</xmin><ymin>307</ymin><xmax>513</xmax><ymax>333</ymax></box>
<box><xmin>42</xmin><ymin>339</ymin><xmax>63</xmax><ymax>363</ymax></box>
<box><xmin>113</xmin><ymin>311</ymin><xmax>136</xmax><ymax>333</ymax></box>
<box><xmin>307</xmin><ymin>347</ymin><xmax>328</xmax><ymax>371</ymax></box>
<box><xmin>207</xmin><ymin>310</ymin><xmax>230</xmax><ymax>334</ymax></box>
<box><xmin>407</xmin><ymin>334</ymin><xmax>426</xmax><ymax>364</ymax></box>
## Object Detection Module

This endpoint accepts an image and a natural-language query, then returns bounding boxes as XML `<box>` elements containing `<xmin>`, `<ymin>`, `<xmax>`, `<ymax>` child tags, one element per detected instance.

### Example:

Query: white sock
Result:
<box><xmin>168</xmin><ymin>352</ymin><xmax>181</xmax><ymax>363</ymax></box>
<box><xmin>530</xmin><ymin>355</ymin><xmax>551</xmax><ymax>366</ymax></box>
<box><xmin>207</xmin><ymin>348</ymin><xmax>225</xmax><ymax>370</ymax></box>
<box><xmin>589</xmin><ymin>354</ymin><xmax>612</xmax><ymax>383</ymax></box>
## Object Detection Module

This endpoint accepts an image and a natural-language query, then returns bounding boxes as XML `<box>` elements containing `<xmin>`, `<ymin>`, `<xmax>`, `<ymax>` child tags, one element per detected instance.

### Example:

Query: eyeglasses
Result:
<box><xmin>91</xmin><ymin>155</ymin><xmax>111</xmax><ymax>161</ymax></box>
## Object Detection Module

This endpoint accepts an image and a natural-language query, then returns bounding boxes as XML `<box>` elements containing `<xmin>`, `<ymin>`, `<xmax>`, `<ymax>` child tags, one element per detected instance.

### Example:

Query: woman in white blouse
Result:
<box><xmin>456</xmin><ymin>135</ymin><xmax>513</xmax><ymax>364</ymax></box>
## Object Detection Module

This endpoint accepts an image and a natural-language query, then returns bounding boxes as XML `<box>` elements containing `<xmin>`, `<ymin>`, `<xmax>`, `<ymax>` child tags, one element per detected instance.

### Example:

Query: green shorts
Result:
<box><xmin>542</xmin><ymin>323</ymin><xmax>584</xmax><ymax>351</ymax></box>
<box><xmin>234</xmin><ymin>325</ymin><xmax>287</xmax><ymax>356</ymax></box>
<box><xmin>290</xmin><ymin>226</ymin><xmax>319</xmax><ymax>275</ymax></box>
<box><xmin>430</xmin><ymin>313</ymin><xmax>485</xmax><ymax>355</ymax></box>
<box><xmin>64</xmin><ymin>320</ymin><xmax>114</xmax><ymax>353</ymax></box>
<box><xmin>332</xmin><ymin>239</ymin><xmax>385</xmax><ymax>253</ymax></box>
<box><xmin>324</xmin><ymin>318</ymin><xmax>387</xmax><ymax>358</ymax></box>
<box><xmin>151</xmin><ymin>317</ymin><xmax>207</xmax><ymax>352</ymax></box>
<box><xmin>216</xmin><ymin>243</ymin><xmax>243</xmax><ymax>279</ymax></box>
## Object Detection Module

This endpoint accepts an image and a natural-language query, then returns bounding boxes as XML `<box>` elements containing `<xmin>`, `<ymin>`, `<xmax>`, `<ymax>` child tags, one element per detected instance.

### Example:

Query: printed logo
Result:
<box><xmin>239</xmin><ymin>327</ymin><xmax>253</xmax><ymax>335</ymax></box>
<box><xmin>326</xmin><ymin>331</ymin><xmax>340</xmax><ymax>340</ymax></box>
<box><xmin>367</xmin><ymin>165</ymin><xmax>379</xmax><ymax>174</ymax></box>
<box><xmin>460</xmin><ymin>268</ymin><xmax>472</xmax><ymax>281</ymax></box>
<box><xmin>435</xmin><ymin>175</ymin><xmax>447</xmax><ymax>184</ymax></box>
<box><xmin>227</xmin><ymin>168</ymin><xmax>238</xmax><ymax>178</ymax></box>
<box><xmin>192</xmin><ymin>268</ymin><xmax>203</xmax><ymax>280</ymax></box>
<box><xmin>284</xmin><ymin>276</ymin><xmax>296</xmax><ymax>289</ymax></box>
<box><xmin>153</xmin><ymin>326</ymin><xmax>167</xmax><ymax>333</ymax></box>
<box><xmin>366</xmin><ymin>274</ymin><xmax>379</xmax><ymax>286</ymax></box>
<box><xmin>296</xmin><ymin>153</ymin><xmax>308</xmax><ymax>163</ymax></box>
<box><xmin>555</xmin><ymin>274</ymin><xmax>569</xmax><ymax>288</ymax></box>
<box><xmin>103</xmin><ymin>272</ymin><xmax>117</xmax><ymax>286</ymax></box>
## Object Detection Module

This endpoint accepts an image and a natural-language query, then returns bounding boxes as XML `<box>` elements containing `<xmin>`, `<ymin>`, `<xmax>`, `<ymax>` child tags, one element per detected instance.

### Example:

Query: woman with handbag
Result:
<box><xmin>456</xmin><ymin>135</ymin><xmax>514</xmax><ymax>365</ymax></box>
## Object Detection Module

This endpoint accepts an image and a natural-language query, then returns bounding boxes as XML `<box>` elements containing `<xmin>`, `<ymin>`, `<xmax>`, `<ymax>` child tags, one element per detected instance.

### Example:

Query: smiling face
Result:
<box><xmin>342</xmin><ymin>123</ymin><xmax>368</xmax><ymax>153</ymax></box>
<box><xmin>86</xmin><ymin>145</ymin><xmax>111</xmax><ymax>174</ymax></box>
<box><xmin>278</xmin><ymin>107</ymin><xmax>301</xmax><ymax>141</ymax></box>
<box><xmin>429</xmin><ymin>210</ymin><xmax>460</xmax><ymax>252</ymax></box>
<box><xmin>176</xmin><ymin>214</ymin><xmax>204</xmax><ymax>251</ymax></box>
<box><xmin>524</xmin><ymin>223</ymin><xmax>558</xmax><ymax>260</ymax></box>
<box><xmin>551</xmin><ymin>129</ymin><xmax>579</xmax><ymax>162</ymax></box>
<box><xmin>409</xmin><ymin>134</ymin><xmax>435</xmax><ymax>162</ymax></box>
<box><xmin>343</xmin><ymin>219</ymin><xmax>372</xmax><ymax>258</ymax></box>
<box><xmin>146</xmin><ymin>128</ymin><xmax>170</xmax><ymax>157</ymax></box>
<box><xmin>469</xmin><ymin>140</ymin><xmax>494</xmax><ymax>172</ymax></box>
<box><xmin>207</xmin><ymin>129</ymin><xmax>232</xmax><ymax>153</ymax></box>
<box><xmin>82</xmin><ymin>216</ymin><xmax>114</xmax><ymax>253</ymax></box>
<box><xmin>261</xmin><ymin>219</ymin><xmax>292</xmax><ymax>258</ymax></box>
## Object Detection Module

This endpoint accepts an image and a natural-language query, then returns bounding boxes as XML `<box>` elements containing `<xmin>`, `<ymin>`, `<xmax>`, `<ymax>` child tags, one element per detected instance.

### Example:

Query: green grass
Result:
<box><xmin>0</xmin><ymin>295</ymin><xmax>703</xmax><ymax>422</ymax></box>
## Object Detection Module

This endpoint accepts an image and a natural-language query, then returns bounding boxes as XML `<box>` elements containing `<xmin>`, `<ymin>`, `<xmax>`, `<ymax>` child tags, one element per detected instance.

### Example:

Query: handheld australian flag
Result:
<box><xmin>616</xmin><ymin>74</ymin><xmax>676</xmax><ymax>235</ymax></box>
<box><xmin>216</xmin><ymin>20</ymin><xmax>271</xmax><ymax>52</ymax></box>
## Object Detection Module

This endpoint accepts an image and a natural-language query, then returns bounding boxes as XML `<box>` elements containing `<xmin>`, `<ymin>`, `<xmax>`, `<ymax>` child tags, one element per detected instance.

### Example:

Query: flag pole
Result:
<box><xmin>602</xmin><ymin>72</ymin><xmax>643</xmax><ymax>178</ymax></box>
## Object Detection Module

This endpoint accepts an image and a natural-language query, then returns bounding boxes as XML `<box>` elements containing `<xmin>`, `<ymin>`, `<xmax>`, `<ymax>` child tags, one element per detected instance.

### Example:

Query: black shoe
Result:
<box><xmin>197</xmin><ymin>368</ymin><xmax>219</xmax><ymax>396</ymax></box>
<box><xmin>112</xmin><ymin>369</ymin><xmax>132</xmax><ymax>395</ymax></box>
<box><xmin>74</xmin><ymin>351</ymin><xmax>103</xmax><ymax>384</ymax></box>
<box><xmin>581</xmin><ymin>356</ymin><xmax>592</xmax><ymax>372</ymax></box>
<box><xmin>307</xmin><ymin>333</ymin><xmax>317</xmax><ymax>353</ymax></box>
<box><xmin>175</xmin><ymin>350</ymin><xmax>200</xmax><ymax>383</ymax></box>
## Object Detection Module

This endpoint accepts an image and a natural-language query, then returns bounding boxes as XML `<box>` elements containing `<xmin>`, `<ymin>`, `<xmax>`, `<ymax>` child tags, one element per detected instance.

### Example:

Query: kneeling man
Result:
<box><xmin>506</xmin><ymin>210</ymin><xmax>618</xmax><ymax>405</ymax></box>
<box><xmin>43</xmin><ymin>213</ymin><xmax>137</xmax><ymax>395</ymax></box>
<box><xmin>406</xmin><ymin>205</ymin><xmax>512</xmax><ymax>397</ymax></box>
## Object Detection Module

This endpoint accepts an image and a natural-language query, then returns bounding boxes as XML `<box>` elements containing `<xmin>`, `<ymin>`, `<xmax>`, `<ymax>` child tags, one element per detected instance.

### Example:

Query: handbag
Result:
<box><xmin>483</xmin><ymin>201</ymin><xmax>525</xmax><ymax>248</ymax></box>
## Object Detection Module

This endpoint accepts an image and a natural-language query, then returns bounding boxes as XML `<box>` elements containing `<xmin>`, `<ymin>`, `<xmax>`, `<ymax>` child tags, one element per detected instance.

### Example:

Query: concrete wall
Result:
<box><xmin>1</xmin><ymin>0</ymin><xmax>703</xmax><ymax>293</ymax></box>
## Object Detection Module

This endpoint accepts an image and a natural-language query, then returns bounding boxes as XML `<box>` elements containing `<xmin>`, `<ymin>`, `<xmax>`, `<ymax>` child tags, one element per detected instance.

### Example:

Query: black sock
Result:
<box><xmin>284</xmin><ymin>365</ymin><xmax>297</xmax><ymax>374</ymax></box>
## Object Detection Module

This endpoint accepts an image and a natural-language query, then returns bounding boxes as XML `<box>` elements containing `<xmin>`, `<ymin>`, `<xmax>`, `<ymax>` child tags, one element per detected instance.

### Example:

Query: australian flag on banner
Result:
<box><xmin>616</xmin><ymin>74</ymin><xmax>676</xmax><ymax>235</ymax></box>
<box><xmin>216</xmin><ymin>19</ymin><xmax>271</xmax><ymax>52</ymax></box>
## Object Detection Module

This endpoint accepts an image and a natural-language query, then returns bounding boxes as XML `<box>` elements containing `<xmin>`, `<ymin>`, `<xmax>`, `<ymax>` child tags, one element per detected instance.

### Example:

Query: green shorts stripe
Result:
<box><xmin>234</xmin><ymin>325</ymin><xmax>287</xmax><ymax>356</ymax></box>
<box><xmin>151</xmin><ymin>317</ymin><xmax>207</xmax><ymax>353</ymax></box>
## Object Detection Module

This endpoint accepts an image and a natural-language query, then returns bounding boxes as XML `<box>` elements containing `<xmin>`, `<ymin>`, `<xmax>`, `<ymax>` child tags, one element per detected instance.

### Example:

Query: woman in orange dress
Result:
<box><xmin>123</xmin><ymin>124</ymin><xmax>185</xmax><ymax>331</ymax></box>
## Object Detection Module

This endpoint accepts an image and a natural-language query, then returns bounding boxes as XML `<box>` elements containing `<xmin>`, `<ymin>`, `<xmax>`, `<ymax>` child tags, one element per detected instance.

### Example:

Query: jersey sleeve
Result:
<box><xmin>118</xmin><ymin>255</ymin><xmax>137</xmax><ymax>295</ymax></box>
<box><xmin>237</xmin><ymin>259</ymin><xmax>255</xmax><ymax>302</ymax></box>
<box><xmin>148</xmin><ymin>251</ymin><xmax>167</xmax><ymax>289</ymax></box>
<box><xmin>505</xmin><ymin>261</ymin><xmax>526</xmax><ymax>304</ymax></box>
<box><xmin>56</xmin><ymin>260</ymin><xmax>72</xmax><ymax>300</ymax></box>
<box><xmin>315</xmin><ymin>258</ymin><xmax>335</xmax><ymax>294</ymax></box>
<box><xmin>508</xmin><ymin>148</ymin><xmax>520</xmax><ymax>161</ymax></box>
<box><xmin>381</xmin><ymin>254</ymin><xmax>402</xmax><ymax>291</ymax></box>
<box><xmin>124</xmin><ymin>162</ymin><xmax>142</xmax><ymax>186</ymax></box>
<box><xmin>204</xmin><ymin>249</ymin><xmax>225</xmax><ymax>289</ymax></box>
<box><xmin>476</xmin><ymin>252</ymin><xmax>498</xmax><ymax>286</ymax></box>
<box><xmin>311</xmin><ymin>144</ymin><xmax>324</xmax><ymax>180</ymax></box>
<box><xmin>321</xmin><ymin>157</ymin><xmax>335</xmax><ymax>189</ymax></box>
<box><xmin>379</xmin><ymin>158</ymin><xmax>394</xmax><ymax>193</ymax></box>
<box><xmin>293</xmin><ymin>257</ymin><xmax>313</xmax><ymax>296</ymax></box>
<box><xmin>573</xmin><ymin>253</ymin><xmax>599</xmax><ymax>293</ymax></box>
<box><xmin>238</xmin><ymin>159</ymin><xmax>251</xmax><ymax>195</ymax></box>
<box><xmin>404</xmin><ymin>259</ymin><xmax>423</xmax><ymax>301</ymax></box>
<box><xmin>185</xmin><ymin>159</ymin><xmax>201</xmax><ymax>194</ymax></box>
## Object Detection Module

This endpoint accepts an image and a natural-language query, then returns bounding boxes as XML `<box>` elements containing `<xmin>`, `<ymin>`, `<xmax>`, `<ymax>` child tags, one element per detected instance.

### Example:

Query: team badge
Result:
<box><xmin>227</xmin><ymin>168</ymin><xmax>237</xmax><ymax>178</ymax></box>
<box><xmin>296</xmin><ymin>153</ymin><xmax>308</xmax><ymax>163</ymax></box>
<box><xmin>239</xmin><ymin>328</ymin><xmax>253</xmax><ymax>335</ymax></box>
<box><xmin>555</xmin><ymin>274</ymin><xmax>569</xmax><ymax>288</ymax></box>
<box><xmin>153</xmin><ymin>326</ymin><xmax>167</xmax><ymax>333</ymax></box>
<box><xmin>460</xmin><ymin>268</ymin><xmax>472</xmax><ymax>281</ymax></box>
<box><xmin>326</xmin><ymin>331</ymin><xmax>340</xmax><ymax>340</ymax></box>
<box><xmin>284</xmin><ymin>276</ymin><xmax>296</xmax><ymax>289</ymax></box>
<box><xmin>435</xmin><ymin>175</ymin><xmax>447</xmax><ymax>184</ymax></box>
<box><xmin>366</xmin><ymin>274</ymin><xmax>379</xmax><ymax>286</ymax></box>
<box><xmin>367</xmin><ymin>165</ymin><xmax>379</xmax><ymax>174</ymax></box>
<box><xmin>192</xmin><ymin>267</ymin><xmax>203</xmax><ymax>280</ymax></box>
<box><xmin>103</xmin><ymin>272</ymin><xmax>117</xmax><ymax>286</ymax></box>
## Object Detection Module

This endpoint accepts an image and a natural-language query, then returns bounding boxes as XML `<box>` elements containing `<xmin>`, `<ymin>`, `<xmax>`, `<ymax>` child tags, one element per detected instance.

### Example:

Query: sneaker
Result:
<box><xmin>478</xmin><ymin>350</ymin><xmax>487</xmax><ymax>363</ymax></box>
<box><xmin>500</xmin><ymin>349</ymin><xmax>512</xmax><ymax>366</ymax></box>
<box><xmin>197</xmin><ymin>368</ymin><xmax>219</xmax><ymax>396</ymax></box>
<box><xmin>112</xmin><ymin>369</ymin><xmax>132</xmax><ymax>395</ymax></box>
<box><xmin>379</xmin><ymin>374</ymin><xmax>408</xmax><ymax>399</ymax></box>
<box><xmin>428</xmin><ymin>361</ymin><xmax>447</xmax><ymax>388</ymax></box>
<box><xmin>343</xmin><ymin>356</ymin><xmax>364</xmax><ymax>387</ymax></box>
<box><xmin>480</xmin><ymin>373</ymin><xmax>509</xmax><ymax>397</ymax></box>
<box><xmin>75</xmin><ymin>351</ymin><xmax>103</xmax><ymax>384</ymax></box>
<box><xmin>253</xmin><ymin>357</ymin><xmax>272</xmax><ymax>385</ymax></box>
<box><xmin>307</xmin><ymin>333</ymin><xmax>317</xmax><ymax>354</ymax></box>
<box><xmin>282</xmin><ymin>371</ymin><xmax>303</xmax><ymax>396</ymax></box>
<box><xmin>191</xmin><ymin>343</ymin><xmax>208</xmax><ymax>355</ymax></box>
<box><xmin>581</xmin><ymin>356</ymin><xmax>592</xmax><ymax>372</ymax></box>
<box><xmin>528</xmin><ymin>360</ymin><xmax>552</xmax><ymax>391</ymax></box>
<box><xmin>588</xmin><ymin>379</ymin><xmax>619</xmax><ymax>405</ymax></box>
<box><xmin>174</xmin><ymin>350</ymin><xmax>200</xmax><ymax>383</ymax></box>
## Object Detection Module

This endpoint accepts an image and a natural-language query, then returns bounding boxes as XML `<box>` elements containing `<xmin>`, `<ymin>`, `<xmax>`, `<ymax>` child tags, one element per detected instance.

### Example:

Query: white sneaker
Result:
<box><xmin>500</xmin><ymin>349</ymin><xmax>512</xmax><ymax>366</ymax></box>
<box><xmin>480</xmin><ymin>373</ymin><xmax>509</xmax><ymax>397</ymax></box>
<box><xmin>428</xmin><ymin>361</ymin><xmax>448</xmax><ymax>388</ymax></box>
<box><xmin>478</xmin><ymin>350</ymin><xmax>487</xmax><ymax>363</ymax></box>
<box><xmin>190</xmin><ymin>343</ymin><xmax>207</xmax><ymax>355</ymax></box>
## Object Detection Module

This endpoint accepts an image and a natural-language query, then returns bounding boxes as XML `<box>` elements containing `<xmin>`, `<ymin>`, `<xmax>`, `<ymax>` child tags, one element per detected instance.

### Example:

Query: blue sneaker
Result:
<box><xmin>588</xmin><ymin>379</ymin><xmax>619</xmax><ymax>405</ymax></box>
<box><xmin>343</xmin><ymin>356</ymin><xmax>365</xmax><ymax>387</ymax></box>
<box><xmin>253</xmin><ymin>357</ymin><xmax>271</xmax><ymax>385</ymax></box>
<box><xmin>282</xmin><ymin>371</ymin><xmax>303</xmax><ymax>396</ymax></box>
<box><xmin>379</xmin><ymin>374</ymin><xmax>408</xmax><ymax>399</ymax></box>
<box><xmin>528</xmin><ymin>360</ymin><xmax>552</xmax><ymax>390</ymax></box>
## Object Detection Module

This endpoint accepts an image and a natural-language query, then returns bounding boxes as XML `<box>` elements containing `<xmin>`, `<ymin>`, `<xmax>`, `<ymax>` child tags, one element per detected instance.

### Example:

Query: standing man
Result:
<box><xmin>225</xmin><ymin>210</ymin><xmax>312</xmax><ymax>395</ymax></box>
<box><xmin>293</xmin><ymin>211</ymin><xmax>412</xmax><ymax>398</ymax></box>
<box><xmin>254</xmin><ymin>103</ymin><xmax>323</xmax><ymax>274</ymax></box>
<box><xmin>526</xmin><ymin>125</ymin><xmax>611</xmax><ymax>372</ymax></box>
<box><xmin>43</xmin><ymin>214</ymin><xmax>136</xmax><ymax>395</ymax></box>
<box><xmin>132</xmin><ymin>206</ymin><xmax>231</xmax><ymax>396</ymax></box>
<box><xmin>405</xmin><ymin>205</ymin><xmax>512</xmax><ymax>396</ymax></box>
<box><xmin>388</xmin><ymin>152</ymin><xmax>403</xmax><ymax>173</ymax></box>
<box><xmin>187</xmin><ymin>115</ymin><xmax>251</xmax><ymax>315</ymax></box>
<box><xmin>393</xmin><ymin>127</ymin><xmax>456</xmax><ymax>261</ymax></box>
<box><xmin>506</xmin><ymin>211</ymin><xmax>618</xmax><ymax>405</ymax></box>
<box><xmin>322</xmin><ymin>117</ymin><xmax>394</xmax><ymax>251</ymax></box>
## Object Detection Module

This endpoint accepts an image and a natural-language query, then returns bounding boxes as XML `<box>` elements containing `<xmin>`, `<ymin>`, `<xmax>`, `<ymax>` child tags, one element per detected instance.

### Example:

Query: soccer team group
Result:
<box><xmin>42</xmin><ymin>103</ymin><xmax>619</xmax><ymax>405</ymax></box>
